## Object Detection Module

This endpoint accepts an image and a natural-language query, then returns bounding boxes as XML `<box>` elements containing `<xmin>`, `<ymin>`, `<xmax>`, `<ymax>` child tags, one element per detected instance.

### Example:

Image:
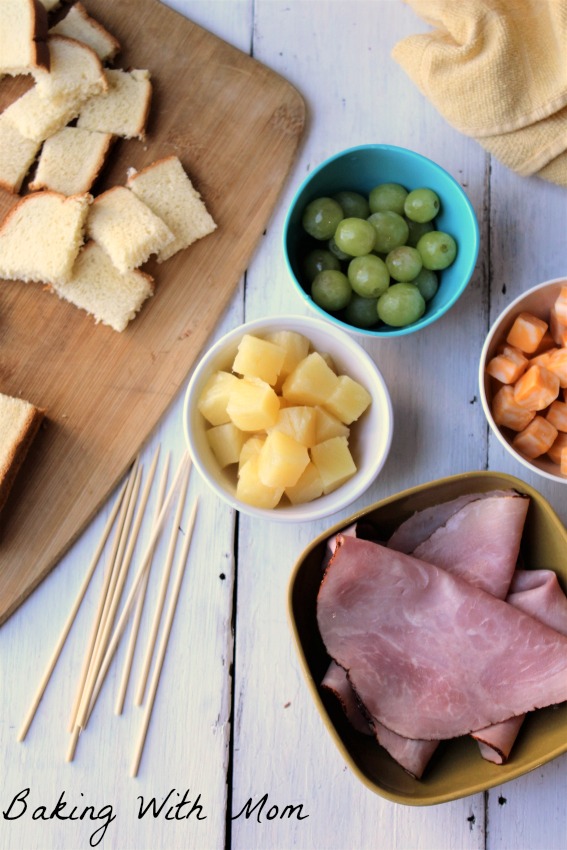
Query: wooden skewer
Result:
<box><xmin>131</xmin><ymin>498</ymin><xmax>199</xmax><ymax>778</ymax></box>
<box><xmin>114</xmin><ymin>448</ymin><xmax>168</xmax><ymax>715</ymax></box>
<box><xmin>16</xmin><ymin>476</ymin><xmax>129</xmax><ymax>743</ymax></box>
<box><xmin>80</xmin><ymin>452</ymin><xmax>191</xmax><ymax>730</ymax></box>
<box><xmin>67</xmin><ymin>458</ymin><xmax>140</xmax><ymax>735</ymax></box>
<box><xmin>135</xmin><ymin>455</ymin><xmax>191</xmax><ymax>706</ymax></box>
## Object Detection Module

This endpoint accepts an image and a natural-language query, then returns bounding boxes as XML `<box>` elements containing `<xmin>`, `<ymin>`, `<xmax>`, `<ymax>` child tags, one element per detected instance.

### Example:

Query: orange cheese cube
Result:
<box><xmin>486</xmin><ymin>345</ymin><xmax>528</xmax><ymax>384</ymax></box>
<box><xmin>546</xmin><ymin>400</ymin><xmax>567</xmax><ymax>432</ymax></box>
<box><xmin>512</xmin><ymin>416</ymin><xmax>558</xmax><ymax>459</ymax></box>
<box><xmin>513</xmin><ymin>364</ymin><xmax>560</xmax><ymax>410</ymax></box>
<box><xmin>561</xmin><ymin>446</ymin><xmax>567</xmax><ymax>475</ymax></box>
<box><xmin>533</xmin><ymin>329</ymin><xmax>556</xmax><ymax>355</ymax></box>
<box><xmin>491</xmin><ymin>385</ymin><xmax>536</xmax><ymax>431</ymax></box>
<box><xmin>547</xmin><ymin>432</ymin><xmax>567</xmax><ymax>465</ymax></box>
<box><xmin>550</xmin><ymin>305</ymin><xmax>567</xmax><ymax>347</ymax></box>
<box><xmin>553</xmin><ymin>286</ymin><xmax>567</xmax><ymax>324</ymax></box>
<box><xmin>546</xmin><ymin>347</ymin><xmax>567</xmax><ymax>388</ymax></box>
<box><xmin>506</xmin><ymin>311</ymin><xmax>548</xmax><ymax>353</ymax></box>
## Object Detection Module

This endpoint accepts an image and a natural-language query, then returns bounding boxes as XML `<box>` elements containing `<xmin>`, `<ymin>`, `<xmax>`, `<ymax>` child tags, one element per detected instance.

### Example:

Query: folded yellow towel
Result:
<box><xmin>392</xmin><ymin>0</ymin><xmax>567</xmax><ymax>185</ymax></box>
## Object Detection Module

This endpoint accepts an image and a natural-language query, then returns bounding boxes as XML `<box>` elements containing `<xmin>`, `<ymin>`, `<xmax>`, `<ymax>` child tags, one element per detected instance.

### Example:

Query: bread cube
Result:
<box><xmin>258</xmin><ymin>430</ymin><xmax>309</xmax><ymax>488</ymax></box>
<box><xmin>237</xmin><ymin>454</ymin><xmax>283</xmax><ymax>509</ymax></box>
<box><xmin>310</xmin><ymin>436</ymin><xmax>357</xmax><ymax>494</ymax></box>
<box><xmin>285</xmin><ymin>461</ymin><xmax>324</xmax><ymax>505</ymax></box>
<box><xmin>269</xmin><ymin>406</ymin><xmax>317</xmax><ymax>447</ymax></box>
<box><xmin>324</xmin><ymin>374</ymin><xmax>372</xmax><ymax>424</ymax></box>
<box><xmin>282</xmin><ymin>352</ymin><xmax>339</xmax><ymax>405</ymax></box>
<box><xmin>232</xmin><ymin>334</ymin><xmax>285</xmax><ymax>385</ymax></box>
<box><xmin>314</xmin><ymin>406</ymin><xmax>350</xmax><ymax>442</ymax></box>
<box><xmin>206</xmin><ymin>422</ymin><xmax>247</xmax><ymax>468</ymax></box>
<box><xmin>198</xmin><ymin>371</ymin><xmax>241</xmax><ymax>425</ymax></box>
<box><xmin>226</xmin><ymin>377</ymin><xmax>279</xmax><ymax>431</ymax></box>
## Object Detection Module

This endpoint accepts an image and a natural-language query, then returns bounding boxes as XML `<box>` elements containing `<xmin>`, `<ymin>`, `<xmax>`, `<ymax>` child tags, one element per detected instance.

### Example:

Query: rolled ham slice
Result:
<box><xmin>317</xmin><ymin>536</ymin><xmax>567</xmax><ymax>742</ymax></box>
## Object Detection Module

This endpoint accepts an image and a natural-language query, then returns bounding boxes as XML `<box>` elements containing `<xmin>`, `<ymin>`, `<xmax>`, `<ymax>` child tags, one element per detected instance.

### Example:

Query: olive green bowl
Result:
<box><xmin>287</xmin><ymin>470</ymin><xmax>567</xmax><ymax>806</ymax></box>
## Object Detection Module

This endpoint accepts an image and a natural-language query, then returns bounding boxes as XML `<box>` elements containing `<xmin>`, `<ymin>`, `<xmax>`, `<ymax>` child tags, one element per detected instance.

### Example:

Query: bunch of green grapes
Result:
<box><xmin>300</xmin><ymin>183</ymin><xmax>457</xmax><ymax>329</ymax></box>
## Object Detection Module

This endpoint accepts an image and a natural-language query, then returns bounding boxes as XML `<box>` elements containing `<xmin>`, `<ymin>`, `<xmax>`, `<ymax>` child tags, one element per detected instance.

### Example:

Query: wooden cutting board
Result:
<box><xmin>0</xmin><ymin>0</ymin><xmax>305</xmax><ymax>625</ymax></box>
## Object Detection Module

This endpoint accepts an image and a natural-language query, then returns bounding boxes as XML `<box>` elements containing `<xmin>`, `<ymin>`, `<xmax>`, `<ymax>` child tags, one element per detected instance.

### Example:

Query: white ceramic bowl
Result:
<box><xmin>479</xmin><ymin>277</ymin><xmax>567</xmax><ymax>483</ymax></box>
<box><xmin>183</xmin><ymin>315</ymin><xmax>393</xmax><ymax>521</ymax></box>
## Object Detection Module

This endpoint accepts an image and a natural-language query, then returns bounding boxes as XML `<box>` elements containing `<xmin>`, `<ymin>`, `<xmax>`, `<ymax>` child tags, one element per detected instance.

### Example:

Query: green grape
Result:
<box><xmin>404</xmin><ymin>188</ymin><xmax>440</xmax><ymax>223</ymax></box>
<box><xmin>347</xmin><ymin>254</ymin><xmax>390</xmax><ymax>298</ymax></box>
<box><xmin>368</xmin><ymin>182</ymin><xmax>408</xmax><ymax>215</ymax></box>
<box><xmin>311</xmin><ymin>270</ymin><xmax>352</xmax><ymax>312</ymax></box>
<box><xmin>333</xmin><ymin>190</ymin><xmax>370</xmax><ymax>219</ymax></box>
<box><xmin>405</xmin><ymin>217</ymin><xmax>434</xmax><ymax>248</ymax></box>
<box><xmin>413</xmin><ymin>267</ymin><xmax>439</xmax><ymax>301</ymax></box>
<box><xmin>377</xmin><ymin>283</ymin><xmax>425</xmax><ymax>327</ymax></box>
<box><xmin>302</xmin><ymin>197</ymin><xmax>344</xmax><ymax>240</ymax></box>
<box><xmin>385</xmin><ymin>246</ymin><xmax>423</xmax><ymax>282</ymax></box>
<box><xmin>343</xmin><ymin>293</ymin><xmax>380</xmax><ymax>329</ymax></box>
<box><xmin>334</xmin><ymin>217</ymin><xmax>376</xmax><ymax>257</ymax></box>
<box><xmin>327</xmin><ymin>237</ymin><xmax>351</xmax><ymax>261</ymax></box>
<box><xmin>417</xmin><ymin>230</ymin><xmax>457</xmax><ymax>270</ymax></box>
<box><xmin>303</xmin><ymin>248</ymin><xmax>341</xmax><ymax>283</ymax></box>
<box><xmin>367</xmin><ymin>210</ymin><xmax>409</xmax><ymax>253</ymax></box>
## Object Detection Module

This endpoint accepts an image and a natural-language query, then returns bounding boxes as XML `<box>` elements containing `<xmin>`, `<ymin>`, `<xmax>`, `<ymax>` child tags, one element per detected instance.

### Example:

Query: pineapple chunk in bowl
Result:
<box><xmin>183</xmin><ymin>315</ymin><xmax>393</xmax><ymax>521</ymax></box>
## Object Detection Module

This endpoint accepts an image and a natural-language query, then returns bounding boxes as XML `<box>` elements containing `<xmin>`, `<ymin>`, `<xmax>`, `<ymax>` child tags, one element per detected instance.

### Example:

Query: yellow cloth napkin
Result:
<box><xmin>392</xmin><ymin>0</ymin><xmax>567</xmax><ymax>185</ymax></box>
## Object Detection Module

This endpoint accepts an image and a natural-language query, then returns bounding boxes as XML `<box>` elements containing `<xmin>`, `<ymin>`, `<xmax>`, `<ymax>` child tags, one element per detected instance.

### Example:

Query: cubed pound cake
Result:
<box><xmin>77</xmin><ymin>69</ymin><xmax>152</xmax><ymax>141</ymax></box>
<box><xmin>29</xmin><ymin>127</ymin><xmax>114</xmax><ymax>195</ymax></box>
<box><xmin>49</xmin><ymin>2</ymin><xmax>120</xmax><ymax>62</ymax></box>
<box><xmin>0</xmin><ymin>393</ymin><xmax>45</xmax><ymax>514</ymax></box>
<box><xmin>34</xmin><ymin>34</ymin><xmax>108</xmax><ymax>103</ymax></box>
<box><xmin>52</xmin><ymin>242</ymin><xmax>154</xmax><ymax>332</ymax></box>
<box><xmin>0</xmin><ymin>113</ymin><xmax>42</xmax><ymax>193</ymax></box>
<box><xmin>0</xmin><ymin>191</ymin><xmax>92</xmax><ymax>285</ymax></box>
<box><xmin>0</xmin><ymin>0</ymin><xmax>50</xmax><ymax>77</ymax></box>
<box><xmin>86</xmin><ymin>186</ymin><xmax>174</xmax><ymax>272</ymax></box>
<box><xmin>126</xmin><ymin>156</ymin><xmax>217</xmax><ymax>262</ymax></box>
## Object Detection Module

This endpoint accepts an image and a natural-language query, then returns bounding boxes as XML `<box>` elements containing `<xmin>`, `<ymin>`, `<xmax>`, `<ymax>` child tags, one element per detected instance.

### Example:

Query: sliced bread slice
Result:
<box><xmin>29</xmin><ymin>126</ymin><xmax>114</xmax><ymax>195</ymax></box>
<box><xmin>86</xmin><ymin>186</ymin><xmax>174</xmax><ymax>272</ymax></box>
<box><xmin>0</xmin><ymin>0</ymin><xmax>49</xmax><ymax>77</ymax></box>
<box><xmin>52</xmin><ymin>241</ymin><xmax>154</xmax><ymax>332</ymax></box>
<box><xmin>34</xmin><ymin>34</ymin><xmax>108</xmax><ymax>103</ymax></box>
<box><xmin>77</xmin><ymin>68</ymin><xmax>152</xmax><ymax>140</ymax></box>
<box><xmin>0</xmin><ymin>112</ymin><xmax>42</xmax><ymax>193</ymax></box>
<box><xmin>50</xmin><ymin>2</ymin><xmax>120</xmax><ymax>62</ymax></box>
<box><xmin>0</xmin><ymin>392</ymin><xmax>45</xmax><ymax>513</ymax></box>
<box><xmin>126</xmin><ymin>155</ymin><xmax>217</xmax><ymax>262</ymax></box>
<box><xmin>0</xmin><ymin>191</ymin><xmax>92</xmax><ymax>284</ymax></box>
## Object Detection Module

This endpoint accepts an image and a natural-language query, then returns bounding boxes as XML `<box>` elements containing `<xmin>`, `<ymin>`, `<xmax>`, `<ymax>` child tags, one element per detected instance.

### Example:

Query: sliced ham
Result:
<box><xmin>317</xmin><ymin>535</ymin><xmax>567</xmax><ymax>742</ymax></box>
<box><xmin>321</xmin><ymin>661</ymin><xmax>373</xmax><ymax>735</ymax></box>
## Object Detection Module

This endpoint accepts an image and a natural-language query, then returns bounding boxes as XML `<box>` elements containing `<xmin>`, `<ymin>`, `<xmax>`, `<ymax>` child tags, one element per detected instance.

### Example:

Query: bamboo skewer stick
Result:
<box><xmin>80</xmin><ymin>452</ymin><xmax>191</xmax><ymax>730</ymax></box>
<box><xmin>114</xmin><ymin>449</ymin><xmax>168</xmax><ymax>715</ymax></box>
<box><xmin>131</xmin><ymin>498</ymin><xmax>199</xmax><ymax>778</ymax></box>
<box><xmin>16</xmin><ymin>477</ymin><xmax>130</xmax><ymax>744</ymax></box>
<box><xmin>134</xmin><ymin>456</ymin><xmax>191</xmax><ymax>706</ymax></box>
<box><xmin>67</xmin><ymin>458</ymin><xmax>140</xmax><ymax>735</ymax></box>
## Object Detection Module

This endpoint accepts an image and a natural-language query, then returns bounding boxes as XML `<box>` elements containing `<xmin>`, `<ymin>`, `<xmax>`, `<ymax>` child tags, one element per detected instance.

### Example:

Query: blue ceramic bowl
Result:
<box><xmin>283</xmin><ymin>145</ymin><xmax>480</xmax><ymax>338</ymax></box>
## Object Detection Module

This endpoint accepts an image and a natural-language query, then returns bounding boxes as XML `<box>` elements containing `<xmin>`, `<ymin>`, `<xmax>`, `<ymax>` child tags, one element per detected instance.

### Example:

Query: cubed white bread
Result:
<box><xmin>34</xmin><ymin>34</ymin><xmax>108</xmax><ymax>103</ymax></box>
<box><xmin>50</xmin><ymin>2</ymin><xmax>120</xmax><ymax>62</ymax></box>
<box><xmin>77</xmin><ymin>69</ymin><xmax>152</xmax><ymax>140</ymax></box>
<box><xmin>0</xmin><ymin>190</ymin><xmax>92</xmax><ymax>284</ymax></box>
<box><xmin>126</xmin><ymin>155</ymin><xmax>217</xmax><ymax>262</ymax></box>
<box><xmin>0</xmin><ymin>0</ymin><xmax>49</xmax><ymax>77</ymax></box>
<box><xmin>86</xmin><ymin>186</ymin><xmax>174</xmax><ymax>272</ymax></box>
<box><xmin>0</xmin><ymin>392</ymin><xmax>45</xmax><ymax>513</ymax></box>
<box><xmin>52</xmin><ymin>241</ymin><xmax>154</xmax><ymax>332</ymax></box>
<box><xmin>0</xmin><ymin>113</ymin><xmax>42</xmax><ymax>193</ymax></box>
<box><xmin>29</xmin><ymin>127</ymin><xmax>114</xmax><ymax>195</ymax></box>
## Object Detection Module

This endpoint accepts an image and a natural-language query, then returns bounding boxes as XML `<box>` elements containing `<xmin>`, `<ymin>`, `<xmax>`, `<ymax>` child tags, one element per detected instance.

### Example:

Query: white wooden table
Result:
<box><xmin>2</xmin><ymin>2</ymin><xmax>567</xmax><ymax>849</ymax></box>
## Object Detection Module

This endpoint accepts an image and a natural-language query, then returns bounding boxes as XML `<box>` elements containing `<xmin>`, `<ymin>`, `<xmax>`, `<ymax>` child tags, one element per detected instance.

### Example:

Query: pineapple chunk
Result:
<box><xmin>264</xmin><ymin>330</ymin><xmax>310</xmax><ymax>388</ymax></box>
<box><xmin>285</xmin><ymin>461</ymin><xmax>324</xmax><ymax>505</ymax></box>
<box><xmin>311</xmin><ymin>436</ymin><xmax>357</xmax><ymax>493</ymax></box>
<box><xmin>237</xmin><ymin>454</ymin><xmax>283</xmax><ymax>509</ymax></box>
<box><xmin>206</xmin><ymin>422</ymin><xmax>247</xmax><ymax>468</ymax></box>
<box><xmin>239</xmin><ymin>434</ymin><xmax>266</xmax><ymax>470</ymax></box>
<box><xmin>282</xmin><ymin>352</ymin><xmax>339</xmax><ymax>405</ymax></box>
<box><xmin>226</xmin><ymin>377</ymin><xmax>280</xmax><ymax>431</ymax></box>
<box><xmin>269</xmin><ymin>405</ymin><xmax>317</xmax><ymax>447</ymax></box>
<box><xmin>197</xmin><ymin>371</ymin><xmax>241</xmax><ymax>425</ymax></box>
<box><xmin>232</xmin><ymin>334</ymin><xmax>285</xmax><ymax>385</ymax></box>
<box><xmin>258</xmin><ymin>430</ymin><xmax>310</xmax><ymax>488</ymax></box>
<box><xmin>314</xmin><ymin>405</ymin><xmax>350</xmax><ymax>442</ymax></box>
<box><xmin>324</xmin><ymin>374</ymin><xmax>372</xmax><ymax>424</ymax></box>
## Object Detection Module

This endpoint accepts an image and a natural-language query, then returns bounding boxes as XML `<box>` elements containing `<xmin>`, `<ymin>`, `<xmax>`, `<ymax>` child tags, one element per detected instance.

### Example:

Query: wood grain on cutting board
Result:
<box><xmin>0</xmin><ymin>0</ymin><xmax>305</xmax><ymax>624</ymax></box>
